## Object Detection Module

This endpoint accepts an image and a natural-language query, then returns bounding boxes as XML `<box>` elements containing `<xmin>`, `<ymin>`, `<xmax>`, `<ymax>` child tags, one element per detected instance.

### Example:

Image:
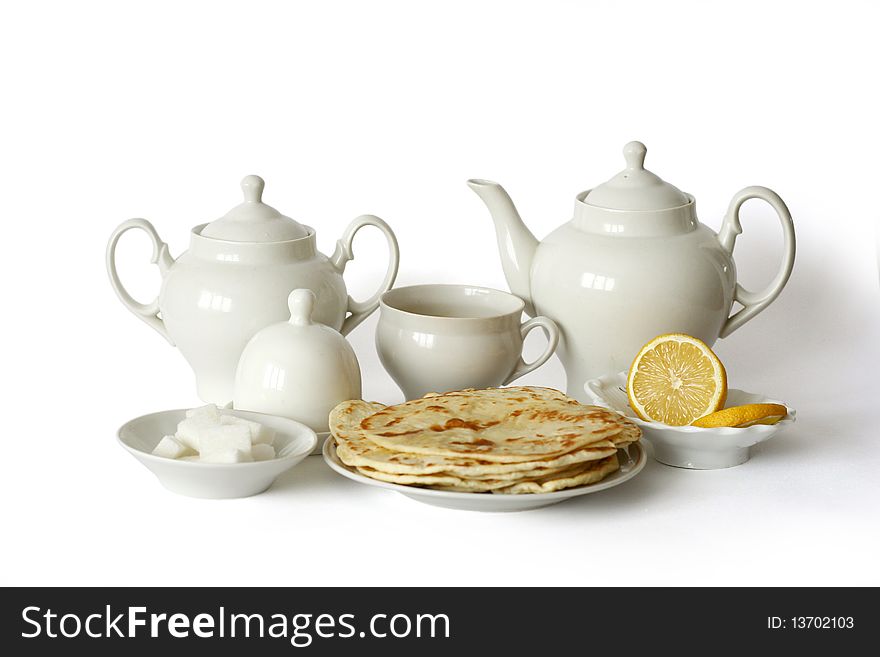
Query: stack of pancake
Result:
<box><xmin>329</xmin><ymin>387</ymin><xmax>640</xmax><ymax>495</ymax></box>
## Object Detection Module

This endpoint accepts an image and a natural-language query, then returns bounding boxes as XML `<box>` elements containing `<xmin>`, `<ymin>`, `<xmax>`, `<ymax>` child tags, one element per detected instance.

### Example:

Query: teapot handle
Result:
<box><xmin>106</xmin><ymin>218</ymin><xmax>176</xmax><ymax>344</ymax></box>
<box><xmin>718</xmin><ymin>186</ymin><xmax>795</xmax><ymax>338</ymax></box>
<box><xmin>330</xmin><ymin>215</ymin><xmax>400</xmax><ymax>336</ymax></box>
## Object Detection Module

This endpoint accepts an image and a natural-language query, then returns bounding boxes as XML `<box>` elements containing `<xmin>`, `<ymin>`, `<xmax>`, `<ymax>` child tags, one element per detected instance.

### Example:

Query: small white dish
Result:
<box><xmin>585</xmin><ymin>372</ymin><xmax>797</xmax><ymax>470</ymax></box>
<box><xmin>323</xmin><ymin>436</ymin><xmax>646</xmax><ymax>512</ymax></box>
<box><xmin>117</xmin><ymin>408</ymin><xmax>317</xmax><ymax>498</ymax></box>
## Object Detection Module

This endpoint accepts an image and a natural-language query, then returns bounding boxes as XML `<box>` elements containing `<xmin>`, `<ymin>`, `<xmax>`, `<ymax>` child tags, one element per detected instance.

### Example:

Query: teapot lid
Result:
<box><xmin>200</xmin><ymin>175</ymin><xmax>310</xmax><ymax>242</ymax></box>
<box><xmin>583</xmin><ymin>142</ymin><xmax>690</xmax><ymax>211</ymax></box>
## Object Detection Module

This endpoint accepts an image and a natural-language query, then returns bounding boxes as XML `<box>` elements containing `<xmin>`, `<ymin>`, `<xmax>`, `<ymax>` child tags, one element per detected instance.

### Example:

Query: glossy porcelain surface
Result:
<box><xmin>376</xmin><ymin>284</ymin><xmax>559</xmax><ymax>400</ymax></box>
<box><xmin>234</xmin><ymin>289</ymin><xmax>362</xmax><ymax>436</ymax></box>
<box><xmin>585</xmin><ymin>372</ymin><xmax>797</xmax><ymax>469</ymax></box>
<box><xmin>200</xmin><ymin>174</ymin><xmax>311</xmax><ymax>242</ymax></box>
<box><xmin>324</xmin><ymin>437</ymin><xmax>646</xmax><ymax>512</ymax></box>
<box><xmin>117</xmin><ymin>408</ymin><xmax>317</xmax><ymax>498</ymax></box>
<box><xmin>107</xmin><ymin>175</ymin><xmax>399</xmax><ymax>404</ymax></box>
<box><xmin>469</xmin><ymin>141</ymin><xmax>796</xmax><ymax>401</ymax></box>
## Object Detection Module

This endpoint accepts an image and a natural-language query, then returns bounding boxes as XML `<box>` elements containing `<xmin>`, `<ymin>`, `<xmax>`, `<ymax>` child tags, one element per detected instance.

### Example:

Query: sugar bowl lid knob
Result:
<box><xmin>622</xmin><ymin>141</ymin><xmax>648</xmax><ymax>171</ymax></box>
<box><xmin>199</xmin><ymin>175</ymin><xmax>310</xmax><ymax>242</ymax></box>
<box><xmin>240</xmin><ymin>175</ymin><xmax>265</xmax><ymax>203</ymax></box>
<box><xmin>288</xmin><ymin>288</ymin><xmax>316</xmax><ymax>326</ymax></box>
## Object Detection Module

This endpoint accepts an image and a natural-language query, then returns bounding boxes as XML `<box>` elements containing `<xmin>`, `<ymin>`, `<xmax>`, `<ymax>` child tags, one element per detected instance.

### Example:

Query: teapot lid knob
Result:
<box><xmin>241</xmin><ymin>175</ymin><xmax>265</xmax><ymax>204</ymax></box>
<box><xmin>582</xmin><ymin>140</ymin><xmax>690</xmax><ymax>211</ymax></box>
<box><xmin>623</xmin><ymin>141</ymin><xmax>647</xmax><ymax>171</ymax></box>
<box><xmin>288</xmin><ymin>288</ymin><xmax>316</xmax><ymax>326</ymax></box>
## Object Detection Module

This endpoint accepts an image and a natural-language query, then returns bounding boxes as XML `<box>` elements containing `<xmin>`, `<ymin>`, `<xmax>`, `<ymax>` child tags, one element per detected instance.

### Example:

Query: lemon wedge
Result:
<box><xmin>627</xmin><ymin>333</ymin><xmax>727</xmax><ymax>426</ymax></box>
<box><xmin>692</xmin><ymin>403</ymin><xmax>787</xmax><ymax>428</ymax></box>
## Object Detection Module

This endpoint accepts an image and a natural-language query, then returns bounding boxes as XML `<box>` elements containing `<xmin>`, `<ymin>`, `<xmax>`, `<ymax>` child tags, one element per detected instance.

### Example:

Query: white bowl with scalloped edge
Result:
<box><xmin>585</xmin><ymin>372</ymin><xmax>796</xmax><ymax>469</ymax></box>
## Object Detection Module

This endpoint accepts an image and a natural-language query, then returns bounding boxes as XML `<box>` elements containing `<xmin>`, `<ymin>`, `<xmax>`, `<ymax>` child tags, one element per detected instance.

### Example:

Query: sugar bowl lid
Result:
<box><xmin>235</xmin><ymin>289</ymin><xmax>360</xmax><ymax>385</ymax></box>
<box><xmin>583</xmin><ymin>141</ymin><xmax>690</xmax><ymax>211</ymax></box>
<box><xmin>233</xmin><ymin>288</ymin><xmax>362</xmax><ymax>434</ymax></box>
<box><xmin>199</xmin><ymin>175</ymin><xmax>310</xmax><ymax>242</ymax></box>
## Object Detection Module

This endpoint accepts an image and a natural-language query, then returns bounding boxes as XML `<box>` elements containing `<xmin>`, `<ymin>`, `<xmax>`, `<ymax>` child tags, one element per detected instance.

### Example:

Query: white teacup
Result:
<box><xmin>376</xmin><ymin>284</ymin><xmax>560</xmax><ymax>400</ymax></box>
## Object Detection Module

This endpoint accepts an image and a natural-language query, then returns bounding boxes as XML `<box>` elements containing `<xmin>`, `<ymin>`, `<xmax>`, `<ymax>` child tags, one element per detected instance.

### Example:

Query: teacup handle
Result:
<box><xmin>503</xmin><ymin>316</ymin><xmax>560</xmax><ymax>385</ymax></box>
<box><xmin>106</xmin><ymin>218</ymin><xmax>176</xmax><ymax>345</ymax></box>
<box><xmin>717</xmin><ymin>186</ymin><xmax>796</xmax><ymax>338</ymax></box>
<box><xmin>331</xmin><ymin>215</ymin><xmax>400</xmax><ymax>336</ymax></box>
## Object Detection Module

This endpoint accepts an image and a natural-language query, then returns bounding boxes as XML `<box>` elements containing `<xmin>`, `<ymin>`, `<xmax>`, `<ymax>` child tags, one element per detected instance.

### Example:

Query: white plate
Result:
<box><xmin>118</xmin><ymin>408</ymin><xmax>317</xmax><ymax>498</ymax></box>
<box><xmin>585</xmin><ymin>372</ymin><xmax>797</xmax><ymax>469</ymax></box>
<box><xmin>322</xmin><ymin>437</ymin><xmax>646</xmax><ymax>512</ymax></box>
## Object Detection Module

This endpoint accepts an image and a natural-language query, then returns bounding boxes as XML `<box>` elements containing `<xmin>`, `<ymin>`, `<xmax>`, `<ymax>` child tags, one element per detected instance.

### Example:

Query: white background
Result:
<box><xmin>1</xmin><ymin>0</ymin><xmax>878</xmax><ymax>586</ymax></box>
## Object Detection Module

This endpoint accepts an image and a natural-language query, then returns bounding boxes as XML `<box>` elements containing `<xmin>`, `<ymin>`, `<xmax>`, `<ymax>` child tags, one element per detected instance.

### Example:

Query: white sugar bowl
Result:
<box><xmin>107</xmin><ymin>175</ymin><xmax>398</xmax><ymax>405</ymax></box>
<box><xmin>233</xmin><ymin>289</ymin><xmax>362</xmax><ymax>439</ymax></box>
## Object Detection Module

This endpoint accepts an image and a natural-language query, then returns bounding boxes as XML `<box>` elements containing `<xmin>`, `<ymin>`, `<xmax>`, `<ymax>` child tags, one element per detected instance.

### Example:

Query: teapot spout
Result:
<box><xmin>467</xmin><ymin>179</ymin><xmax>538</xmax><ymax>315</ymax></box>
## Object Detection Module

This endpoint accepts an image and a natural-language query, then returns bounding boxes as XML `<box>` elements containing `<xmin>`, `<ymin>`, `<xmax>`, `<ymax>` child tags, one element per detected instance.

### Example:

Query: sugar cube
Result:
<box><xmin>251</xmin><ymin>444</ymin><xmax>276</xmax><ymax>461</ymax></box>
<box><xmin>200</xmin><ymin>449</ymin><xmax>254</xmax><ymax>464</ymax></box>
<box><xmin>176</xmin><ymin>411</ymin><xmax>227</xmax><ymax>451</ymax></box>
<box><xmin>198</xmin><ymin>423</ymin><xmax>252</xmax><ymax>459</ymax></box>
<box><xmin>171</xmin><ymin>406</ymin><xmax>277</xmax><ymax>464</ymax></box>
<box><xmin>152</xmin><ymin>435</ymin><xmax>194</xmax><ymax>459</ymax></box>
<box><xmin>185</xmin><ymin>404</ymin><xmax>221</xmax><ymax>421</ymax></box>
<box><xmin>220</xmin><ymin>414</ymin><xmax>275</xmax><ymax>445</ymax></box>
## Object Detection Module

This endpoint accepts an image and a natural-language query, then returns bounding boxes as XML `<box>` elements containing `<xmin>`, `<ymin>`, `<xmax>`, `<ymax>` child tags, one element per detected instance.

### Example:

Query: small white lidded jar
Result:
<box><xmin>233</xmin><ymin>289</ymin><xmax>362</xmax><ymax>437</ymax></box>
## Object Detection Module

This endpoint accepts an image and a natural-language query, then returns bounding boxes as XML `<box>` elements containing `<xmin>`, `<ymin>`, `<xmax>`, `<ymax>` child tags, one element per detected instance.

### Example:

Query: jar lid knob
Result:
<box><xmin>623</xmin><ymin>141</ymin><xmax>647</xmax><ymax>171</ymax></box>
<box><xmin>241</xmin><ymin>175</ymin><xmax>265</xmax><ymax>204</ymax></box>
<box><xmin>288</xmin><ymin>288</ymin><xmax>316</xmax><ymax>326</ymax></box>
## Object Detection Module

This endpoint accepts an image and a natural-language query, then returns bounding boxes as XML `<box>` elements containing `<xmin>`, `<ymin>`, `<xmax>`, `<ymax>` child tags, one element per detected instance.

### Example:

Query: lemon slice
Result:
<box><xmin>692</xmin><ymin>403</ymin><xmax>787</xmax><ymax>428</ymax></box>
<box><xmin>627</xmin><ymin>334</ymin><xmax>727</xmax><ymax>426</ymax></box>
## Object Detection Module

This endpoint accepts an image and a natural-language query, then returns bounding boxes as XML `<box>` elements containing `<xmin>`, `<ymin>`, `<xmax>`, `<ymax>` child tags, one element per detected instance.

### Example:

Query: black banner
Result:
<box><xmin>0</xmin><ymin>587</ymin><xmax>871</xmax><ymax>654</ymax></box>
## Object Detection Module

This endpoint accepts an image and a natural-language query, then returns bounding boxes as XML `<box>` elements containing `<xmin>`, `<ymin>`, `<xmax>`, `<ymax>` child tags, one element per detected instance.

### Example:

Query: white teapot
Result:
<box><xmin>107</xmin><ymin>175</ymin><xmax>399</xmax><ymax>404</ymax></box>
<box><xmin>468</xmin><ymin>142</ymin><xmax>795</xmax><ymax>401</ymax></box>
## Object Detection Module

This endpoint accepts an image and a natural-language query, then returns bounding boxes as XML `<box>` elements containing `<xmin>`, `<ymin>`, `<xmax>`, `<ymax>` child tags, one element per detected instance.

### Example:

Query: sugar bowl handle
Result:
<box><xmin>718</xmin><ymin>186</ymin><xmax>796</xmax><ymax>337</ymax></box>
<box><xmin>503</xmin><ymin>316</ymin><xmax>560</xmax><ymax>385</ymax></box>
<box><xmin>106</xmin><ymin>218</ymin><xmax>176</xmax><ymax>344</ymax></box>
<box><xmin>331</xmin><ymin>215</ymin><xmax>400</xmax><ymax>336</ymax></box>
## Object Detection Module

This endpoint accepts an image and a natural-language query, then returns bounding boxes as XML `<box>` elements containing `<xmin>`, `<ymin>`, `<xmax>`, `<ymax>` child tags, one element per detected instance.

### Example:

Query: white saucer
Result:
<box><xmin>585</xmin><ymin>372</ymin><xmax>797</xmax><ymax>469</ymax></box>
<box><xmin>322</xmin><ymin>436</ymin><xmax>646</xmax><ymax>512</ymax></box>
